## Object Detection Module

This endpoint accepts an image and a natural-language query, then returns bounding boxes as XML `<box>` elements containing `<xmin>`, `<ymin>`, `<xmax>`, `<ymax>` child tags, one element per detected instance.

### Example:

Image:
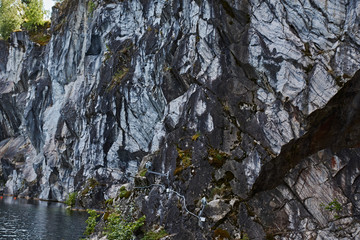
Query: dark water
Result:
<box><xmin>0</xmin><ymin>196</ymin><xmax>88</xmax><ymax>240</ymax></box>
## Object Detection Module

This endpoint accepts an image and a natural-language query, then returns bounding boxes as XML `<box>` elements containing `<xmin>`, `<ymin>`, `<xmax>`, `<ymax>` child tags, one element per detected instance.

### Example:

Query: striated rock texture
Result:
<box><xmin>0</xmin><ymin>0</ymin><xmax>360</xmax><ymax>239</ymax></box>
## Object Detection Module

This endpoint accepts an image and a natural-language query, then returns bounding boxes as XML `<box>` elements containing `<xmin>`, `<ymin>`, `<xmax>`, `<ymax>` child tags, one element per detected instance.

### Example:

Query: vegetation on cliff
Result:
<box><xmin>0</xmin><ymin>0</ymin><xmax>47</xmax><ymax>40</ymax></box>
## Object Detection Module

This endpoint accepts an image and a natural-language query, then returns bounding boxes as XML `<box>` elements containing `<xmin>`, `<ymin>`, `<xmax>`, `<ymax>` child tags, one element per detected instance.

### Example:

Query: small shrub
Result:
<box><xmin>208</xmin><ymin>148</ymin><xmax>228</xmax><ymax>168</ymax></box>
<box><xmin>210</xmin><ymin>184</ymin><xmax>231</xmax><ymax>199</ymax></box>
<box><xmin>240</xmin><ymin>233</ymin><xmax>250</xmax><ymax>240</ymax></box>
<box><xmin>113</xmin><ymin>68</ymin><xmax>129</xmax><ymax>82</ymax></box>
<box><xmin>65</xmin><ymin>192</ymin><xmax>77</xmax><ymax>207</ymax></box>
<box><xmin>191</xmin><ymin>132</ymin><xmax>201</xmax><ymax>141</ymax></box>
<box><xmin>142</xmin><ymin>229</ymin><xmax>168</xmax><ymax>240</ymax></box>
<box><xmin>84</xmin><ymin>209</ymin><xmax>100</xmax><ymax>236</ymax></box>
<box><xmin>54</xmin><ymin>18</ymin><xmax>66</xmax><ymax>32</ymax></box>
<box><xmin>104</xmin><ymin>50</ymin><xmax>112</xmax><ymax>62</ymax></box>
<box><xmin>163</xmin><ymin>65</ymin><xmax>172</xmax><ymax>72</ymax></box>
<box><xmin>29</xmin><ymin>31</ymin><xmax>51</xmax><ymax>45</ymax></box>
<box><xmin>119</xmin><ymin>186</ymin><xmax>131</xmax><ymax>199</ymax></box>
<box><xmin>177</xmin><ymin>148</ymin><xmax>192</xmax><ymax>167</ymax></box>
<box><xmin>119</xmin><ymin>43</ymin><xmax>133</xmax><ymax>54</ymax></box>
<box><xmin>105</xmin><ymin>212</ymin><xmax>145</xmax><ymax>240</ymax></box>
<box><xmin>81</xmin><ymin>178</ymin><xmax>99</xmax><ymax>196</ymax></box>
<box><xmin>139</xmin><ymin>169</ymin><xmax>148</xmax><ymax>177</ymax></box>
<box><xmin>174</xmin><ymin>147</ymin><xmax>192</xmax><ymax>175</ymax></box>
<box><xmin>105</xmin><ymin>198</ymin><xmax>114</xmax><ymax>206</ymax></box>
<box><xmin>88</xmin><ymin>0</ymin><xmax>96</xmax><ymax>16</ymax></box>
<box><xmin>28</xmin><ymin>20</ymin><xmax>51</xmax><ymax>45</ymax></box>
<box><xmin>320</xmin><ymin>199</ymin><xmax>343</xmax><ymax>219</ymax></box>
<box><xmin>107</xmin><ymin>68</ymin><xmax>129</xmax><ymax>91</ymax></box>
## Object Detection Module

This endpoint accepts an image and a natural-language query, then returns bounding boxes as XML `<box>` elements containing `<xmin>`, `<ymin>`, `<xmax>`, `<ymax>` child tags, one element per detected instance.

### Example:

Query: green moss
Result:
<box><xmin>119</xmin><ymin>186</ymin><xmax>131</xmax><ymax>199</ymax></box>
<box><xmin>191</xmin><ymin>132</ymin><xmax>201</xmax><ymax>141</ymax></box>
<box><xmin>240</xmin><ymin>233</ymin><xmax>250</xmax><ymax>240</ymax></box>
<box><xmin>107</xmin><ymin>68</ymin><xmax>129</xmax><ymax>91</ymax></box>
<box><xmin>105</xmin><ymin>198</ymin><xmax>114</xmax><ymax>206</ymax></box>
<box><xmin>113</xmin><ymin>68</ymin><xmax>129</xmax><ymax>82</ymax></box>
<box><xmin>210</xmin><ymin>185</ymin><xmax>229</xmax><ymax>199</ymax></box>
<box><xmin>88</xmin><ymin>0</ymin><xmax>96</xmax><ymax>16</ymax></box>
<box><xmin>142</xmin><ymin>229</ymin><xmax>168</xmax><ymax>240</ymax></box>
<box><xmin>163</xmin><ymin>65</ymin><xmax>172</xmax><ymax>72</ymax></box>
<box><xmin>223</xmin><ymin>103</ymin><xmax>230</xmax><ymax>112</ymax></box>
<box><xmin>89</xmin><ymin>178</ymin><xmax>99</xmax><ymax>188</ymax></box>
<box><xmin>104</xmin><ymin>51</ymin><xmax>112</xmax><ymax>62</ymax></box>
<box><xmin>208</xmin><ymin>148</ymin><xmax>229</xmax><ymax>168</ymax></box>
<box><xmin>119</xmin><ymin>43</ymin><xmax>134</xmax><ymax>54</ymax></box>
<box><xmin>139</xmin><ymin>169</ymin><xmax>148</xmax><ymax>177</ymax></box>
<box><xmin>54</xmin><ymin>18</ymin><xmax>66</xmax><ymax>32</ymax></box>
<box><xmin>174</xmin><ymin>147</ymin><xmax>192</xmax><ymax>175</ymax></box>
<box><xmin>103</xmin><ymin>211</ymin><xmax>110</xmax><ymax>221</ymax></box>
<box><xmin>27</xmin><ymin>20</ymin><xmax>51</xmax><ymax>45</ymax></box>
<box><xmin>81</xmin><ymin>178</ymin><xmax>100</xmax><ymax>196</ymax></box>
<box><xmin>30</xmin><ymin>33</ymin><xmax>51</xmax><ymax>45</ymax></box>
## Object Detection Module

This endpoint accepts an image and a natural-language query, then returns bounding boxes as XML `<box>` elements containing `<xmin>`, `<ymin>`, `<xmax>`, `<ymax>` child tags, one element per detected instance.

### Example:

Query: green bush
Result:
<box><xmin>139</xmin><ymin>169</ymin><xmax>147</xmax><ymax>177</ymax></box>
<box><xmin>0</xmin><ymin>0</ymin><xmax>48</xmax><ymax>39</ymax></box>
<box><xmin>105</xmin><ymin>198</ymin><xmax>114</xmax><ymax>206</ymax></box>
<box><xmin>142</xmin><ymin>229</ymin><xmax>168</xmax><ymax>240</ymax></box>
<box><xmin>84</xmin><ymin>209</ymin><xmax>100</xmax><ymax>236</ymax></box>
<box><xmin>0</xmin><ymin>0</ymin><xmax>23</xmax><ymax>39</ymax></box>
<box><xmin>119</xmin><ymin>186</ymin><xmax>131</xmax><ymax>199</ymax></box>
<box><xmin>64</xmin><ymin>192</ymin><xmax>77</xmax><ymax>207</ymax></box>
<box><xmin>320</xmin><ymin>199</ymin><xmax>343</xmax><ymax>219</ymax></box>
<box><xmin>88</xmin><ymin>0</ymin><xmax>96</xmax><ymax>16</ymax></box>
<box><xmin>105</xmin><ymin>212</ymin><xmax>145</xmax><ymax>240</ymax></box>
<box><xmin>174</xmin><ymin>147</ymin><xmax>192</xmax><ymax>175</ymax></box>
<box><xmin>23</xmin><ymin>0</ymin><xmax>46</xmax><ymax>32</ymax></box>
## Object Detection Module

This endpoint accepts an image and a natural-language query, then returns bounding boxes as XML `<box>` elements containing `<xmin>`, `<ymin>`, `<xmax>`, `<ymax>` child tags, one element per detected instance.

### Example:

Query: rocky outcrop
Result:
<box><xmin>0</xmin><ymin>0</ymin><xmax>360</xmax><ymax>239</ymax></box>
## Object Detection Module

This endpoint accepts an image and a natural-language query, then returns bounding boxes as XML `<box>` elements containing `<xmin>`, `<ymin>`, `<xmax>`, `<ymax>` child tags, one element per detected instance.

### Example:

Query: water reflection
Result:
<box><xmin>0</xmin><ymin>196</ymin><xmax>88</xmax><ymax>240</ymax></box>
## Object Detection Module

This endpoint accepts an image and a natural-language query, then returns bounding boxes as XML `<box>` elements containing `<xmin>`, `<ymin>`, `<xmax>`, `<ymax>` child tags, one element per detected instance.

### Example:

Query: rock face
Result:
<box><xmin>0</xmin><ymin>0</ymin><xmax>360</xmax><ymax>239</ymax></box>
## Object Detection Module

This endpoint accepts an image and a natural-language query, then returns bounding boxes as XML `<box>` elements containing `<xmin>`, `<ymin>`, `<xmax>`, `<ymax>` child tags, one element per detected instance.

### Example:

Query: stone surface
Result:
<box><xmin>205</xmin><ymin>199</ymin><xmax>231</xmax><ymax>223</ymax></box>
<box><xmin>0</xmin><ymin>0</ymin><xmax>359</xmax><ymax>239</ymax></box>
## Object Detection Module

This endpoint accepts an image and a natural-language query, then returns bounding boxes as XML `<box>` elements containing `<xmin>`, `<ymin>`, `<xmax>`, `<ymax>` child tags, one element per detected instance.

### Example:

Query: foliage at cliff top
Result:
<box><xmin>22</xmin><ymin>0</ymin><xmax>46</xmax><ymax>32</ymax></box>
<box><xmin>0</xmin><ymin>0</ymin><xmax>23</xmax><ymax>39</ymax></box>
<box><xmin>0</xmin><ymin>0</ymin><xmax>47</xmax><ymax>40</ymax></box>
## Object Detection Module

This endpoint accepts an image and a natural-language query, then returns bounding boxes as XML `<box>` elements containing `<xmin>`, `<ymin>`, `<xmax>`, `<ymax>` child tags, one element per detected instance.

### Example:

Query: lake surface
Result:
<box><xmin>0</xmin><ymin>196</ymin><xmax>88</xmax><ymax>240</ymax></box>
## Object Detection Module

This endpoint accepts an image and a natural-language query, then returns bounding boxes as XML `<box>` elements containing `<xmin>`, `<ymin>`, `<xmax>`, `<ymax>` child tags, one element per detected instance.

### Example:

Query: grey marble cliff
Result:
<box><xmin>0</xmin><ymin>0</ymin><xmax>360</xmax><ymax>239</ymax></box>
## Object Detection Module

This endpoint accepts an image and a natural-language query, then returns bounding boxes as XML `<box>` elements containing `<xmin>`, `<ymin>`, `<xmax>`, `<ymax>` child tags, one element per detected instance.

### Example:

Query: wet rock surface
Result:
<box><xmin>0</xmin><ymin>0</ymin><xmax>359</xmax><ymax>238</ymax></box>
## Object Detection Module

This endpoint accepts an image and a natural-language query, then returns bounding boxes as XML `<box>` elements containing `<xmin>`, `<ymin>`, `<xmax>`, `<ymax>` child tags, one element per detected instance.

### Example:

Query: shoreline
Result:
<box><xmin>0</xmin><ymin>194</ymin><xmax>104</xmax><ymax>213</ymax></box>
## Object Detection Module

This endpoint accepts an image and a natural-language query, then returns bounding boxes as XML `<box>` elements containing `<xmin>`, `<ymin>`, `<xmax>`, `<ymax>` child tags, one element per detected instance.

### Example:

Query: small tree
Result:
<box><xmin>84</xmin><ymin>209</ymin><xmax>100</xmax><ymax>236</ymax></box>
<box><xmin>0</xmin><ymin>0</ymin><xmax>23</xmax><ymax>39</ymax></box>
<box><xmin>23</xmin><ymin>0</ymin><xmax>45</xmax><ymax>32</ymax></box>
